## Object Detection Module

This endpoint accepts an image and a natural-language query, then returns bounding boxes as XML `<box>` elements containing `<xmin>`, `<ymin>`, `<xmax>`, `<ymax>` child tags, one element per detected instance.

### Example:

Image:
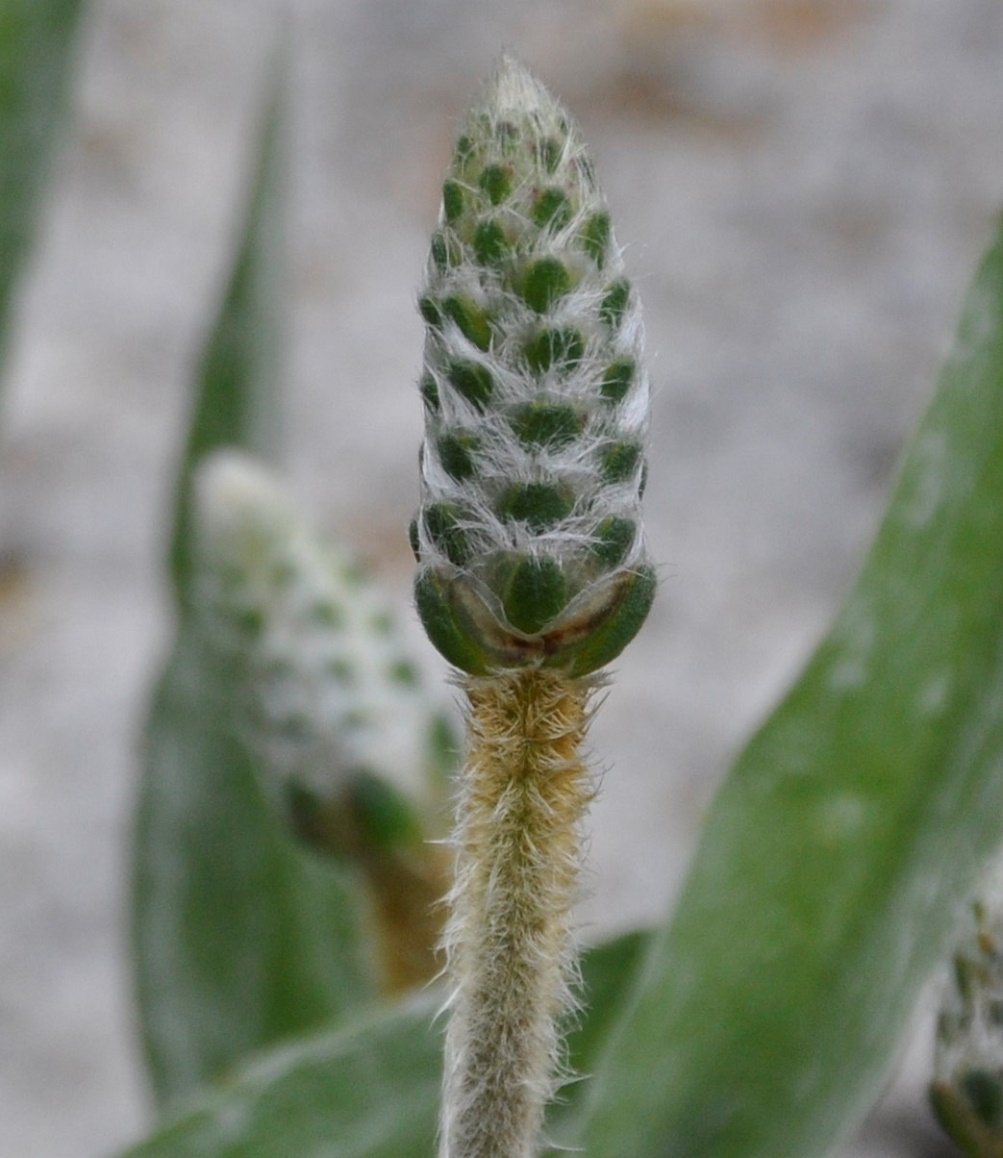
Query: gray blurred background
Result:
<box><xmin>1</xmin><ymin>0</ymin><xmax>1001</xmax><ymax>1153</ymax></box>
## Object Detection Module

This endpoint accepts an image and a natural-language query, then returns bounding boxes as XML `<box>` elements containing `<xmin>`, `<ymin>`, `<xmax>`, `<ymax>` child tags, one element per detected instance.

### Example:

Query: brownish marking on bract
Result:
<box><xmin>542</xmin><ymin>598</ymin><xmax>619</xmax><ymax>655</ymax></box>
<box><xmin>469</xmin><ymin>574</ymin><xmax>637</xmax><ymax>669</ymax></box>
<box><xmin>472</xmin><ymin>595</ymin><xmax>619</xmax><ymax>667</ymax></box>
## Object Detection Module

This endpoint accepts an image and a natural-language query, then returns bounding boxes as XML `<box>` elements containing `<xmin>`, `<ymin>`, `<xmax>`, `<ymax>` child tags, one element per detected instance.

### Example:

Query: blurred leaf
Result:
<box><xmin>134</xmin><ymin>633</ymin><xmax>373</xmax><ymax>1108</ymax></box>
<box><xmin>546</xmin><ymin>929</ymin><xmax>650</xmax><ymax>1145</ymax></box>
<box><xmin>132</xmin><ymin>65</ymin><xmax>374</xmax><ymax>1111</ymax></box>
<box><xmin>576</xmin><ymin>212</ymin><xmax>1003</xmax><ymax>1157</ymax></box>
<box><xmin>0</xmin><ymin>0</ymin><xmax>85</xmax><ymax>390</ymax></box>
<box><xmin>167</xmin><ymin>69</ymin><xmax>284</xmax><ymax>604</ymax></box>
<box><xmin>121</xmin><ymin>998</ymin><xmax>443</xmax><ymax>1158</ymax></box>
<box><xmin>117</xmin><ymin>933</ymin><xmax>646</xmax><ymax>1157</ymax></box>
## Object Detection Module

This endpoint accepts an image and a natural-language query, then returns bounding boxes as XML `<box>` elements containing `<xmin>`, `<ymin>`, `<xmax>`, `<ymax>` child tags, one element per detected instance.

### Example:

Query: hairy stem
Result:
<box><xmin>440</xmin><ymin>669</ymin><xmax>595</xmax><ymax>1158</ymax></box>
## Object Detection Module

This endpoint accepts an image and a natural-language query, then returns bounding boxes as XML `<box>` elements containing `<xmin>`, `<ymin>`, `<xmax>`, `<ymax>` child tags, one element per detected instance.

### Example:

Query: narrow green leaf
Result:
<box><xmin>116</xmin><ymin>935</ymin><xmax>645</xmax><ymax>1157</ymax></box>
<box><xmin>545</xmin><ymin>930</ymin><xmax>651</xmax><ymax>1145</ymax></box>
<box><xmin>167</xmin><ymin>69</ymin><xmax>284</xmax><ymax>604</ymax></box>
<box><xmin>119</xmin><ymin>998</ymin><xmax>443</xmax><ymax>1158</ymax></box>
<box><xmin>134</xmin><ymin>633</ymin><xmax>372</xmax><ymax>1107</ymax></box>
<box><xmin>0</xmin><ymin>0</ymin><xmax>85</xmax><ymax>391</ymax></box>
<box><xmin>132</xmin><ymin>65</ymin><xmax>374</xmax><ymax>1111</ymax></box>
<box><xmin>577</xmin><ymin>213</ymin><xmax>1003</xmax><ymax>1157</ymax></box>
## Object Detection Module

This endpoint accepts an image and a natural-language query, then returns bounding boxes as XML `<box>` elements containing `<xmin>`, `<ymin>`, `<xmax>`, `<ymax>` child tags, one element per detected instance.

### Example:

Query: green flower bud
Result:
<box><xmin>523</xmin><ymin>326</ymin><xmax>585</xmax><ymax>375</ymax></box>
<box><xmin>413</xmin><ymin>55</ymin><xmax>654</xmax><ymax>676</ymax></box>
<box><xmin>521</xmin><ymin>256</ymin><xmax>573</xmax><ymax>313</ymax></box>
<box><xmin>511</xmin><ymin>401</ymin><xmax>582</xmax><ymax>449</ymax></box>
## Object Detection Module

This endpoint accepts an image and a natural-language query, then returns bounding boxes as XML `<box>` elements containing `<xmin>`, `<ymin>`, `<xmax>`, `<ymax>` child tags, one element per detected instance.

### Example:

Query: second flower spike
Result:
<box><xmin>412</xmin><ymin>54</ymin><xmax>655</xmax><ymax>677</ymax></box>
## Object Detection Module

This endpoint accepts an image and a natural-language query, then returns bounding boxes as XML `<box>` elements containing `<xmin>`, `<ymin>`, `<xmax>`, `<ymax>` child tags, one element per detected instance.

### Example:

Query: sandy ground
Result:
<box><xmin>1</xmin><ymin>0</ymin><xmax>1002</xmax><ymax>1154</ymax></box>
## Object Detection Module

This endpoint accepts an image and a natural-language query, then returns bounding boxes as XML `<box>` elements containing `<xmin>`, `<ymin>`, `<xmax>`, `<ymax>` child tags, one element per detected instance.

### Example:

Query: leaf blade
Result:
<box><xmin>166</xmin><ymin>68</ymin><xmax>284</xmax><ymax>604</ymax></box>
<box><xmin>0</xmin><ymin>0</ymin><xmax>85</xmax><ymax>391</ymax></box>
<box><xmin>577</xmin><ymin>213</ymin><xmax>1003</xmax><ymax>1157</ymax></box>
<box><xmin>116</xmin><ymin>934</ymin><xmax>647</xmax><ymax>1157</ymax></box>
<box><xmin>131</xmin><ymin>66</ymin><xmax>374</xmax><ymax>1110</ymax></box>
<box><xmin>134</xmin><ymin>634</ymin><xmax>373</xmax><ymax>1107</ymax></box>
<box><xmin>120</xmin><ymin>998</ymin><xmax>443</xmax><ymax>1158</ymax></box>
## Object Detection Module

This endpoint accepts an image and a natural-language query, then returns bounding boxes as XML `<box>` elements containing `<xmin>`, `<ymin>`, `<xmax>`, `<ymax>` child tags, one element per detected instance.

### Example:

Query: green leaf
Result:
<box><xmin>0</xmin><ymin>0</ymin><xmax>85</xmax><ymax>392</ymax></box>
<box><xmin>167</xmin><ymin>69</ymin><xmax>284</xmax><ymax>605</ymax></box>
<box><xmin>119</xmin><ymin>998</ymin><xmax>443</xmax><ymax>1158</ymax></box>
<box><xmin>116</xmin><ymin>933</ymin><xmax>647</xmax><ymax>1157</ymax></box>
<box><xmin>546</xmin><ymin>930</ymin><xmax>651</xmax><ymax>1145</ymax></box>
<box><xmin>576</xmin><ymin>212</ymin><xmax>1003</xmax><ymax>1157</ymax></box>
<box><xmin>132</xmin><ymin>65</ymin><xmax>374</xmax><ymax>1111</ymax></box>
<box><xmin>134</xmin><ymin>633</ymin><xmax>373</xmax><ymax>1109</ymax></box>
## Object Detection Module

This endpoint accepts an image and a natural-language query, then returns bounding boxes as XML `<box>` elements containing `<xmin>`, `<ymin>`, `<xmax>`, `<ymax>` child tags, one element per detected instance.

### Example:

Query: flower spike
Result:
<box><xmin>413</xmin><ymin>54</ymin><xmax>655</xmax><ymax>679</ymax></box>
<box><xmin>415</xmin><ymin>57</ymin><xmax>657</xmax><ymax>1158</ymax></box>
<box><xmin>193</xmin><ymin>450</ymin><xmax>454</xmax><ymax>992</ymax></box>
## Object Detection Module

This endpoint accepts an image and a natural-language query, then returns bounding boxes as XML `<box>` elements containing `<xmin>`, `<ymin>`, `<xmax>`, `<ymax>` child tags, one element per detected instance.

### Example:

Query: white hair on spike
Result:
<box><xmin>194</xmin><ymin>449</ymin><xmax>437</xmax><ymax>807</ymax></box>
<box><xmin>412</xmin><ymin>54</ymin><xmax>654</xmax><ymax>680</ymax></box>
<box><xmin>415</xmin><ymin>57</ymin><xmax>657</xmax><ymax>1158</ymax></box>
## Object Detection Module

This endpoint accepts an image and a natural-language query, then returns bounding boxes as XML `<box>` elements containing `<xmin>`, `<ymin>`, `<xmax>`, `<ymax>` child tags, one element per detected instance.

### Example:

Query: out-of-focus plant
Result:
<box><xmin>0</xmin><ymin>0</ymin><xmax>86</xmax><ymax>399</ymax></box>
<box><xmin>9</xmin><ymin>26</ymin><xmax>1002</xmax><ymax>1157</ymax></box>
<box><xmin>931</xmin><ymin>851</ymin><xmax>1003</xmax><ymax>1158</ymax></box>
<box><xmin>409</xmin><ymin>57</ymin><xmax>655</xmax><ymax>1157</ymax></box>
<box><xmin>129</xmin><ymin>72</ymin><xmax>460</xmax><ymax>1111</ymax></box>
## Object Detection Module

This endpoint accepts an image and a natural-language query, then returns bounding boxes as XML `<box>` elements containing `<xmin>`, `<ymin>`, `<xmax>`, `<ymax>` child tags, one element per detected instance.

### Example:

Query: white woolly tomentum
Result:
<box><xmin>193</xmin><ymin>450</ymin><xmax>451</xmax><ymax>850</ymax></box>
<box><xmin>412</xmin><ymin>54</ymin><xmax>654</xmax><ymax>678</ymax></box>
<box><xmin>415</xmin><ymin>58</ymin><xmax>657</xmax><ymax>1158</ymax></box>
